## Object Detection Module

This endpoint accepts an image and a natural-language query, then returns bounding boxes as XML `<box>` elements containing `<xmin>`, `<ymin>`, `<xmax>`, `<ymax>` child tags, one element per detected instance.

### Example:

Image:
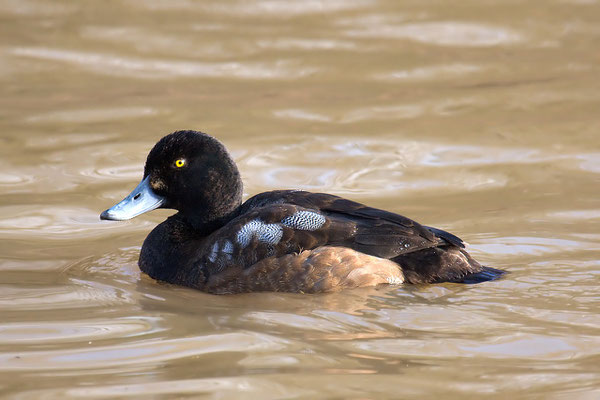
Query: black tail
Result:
<box><xmin>458</xmin><ymin>266</ymin><xmax>506</xmax><ymax>284</ymax></box>
<box><xmin>394</xmin><ymin>245</ymin><xmax>506</xmax><ymax>284</ymax></box>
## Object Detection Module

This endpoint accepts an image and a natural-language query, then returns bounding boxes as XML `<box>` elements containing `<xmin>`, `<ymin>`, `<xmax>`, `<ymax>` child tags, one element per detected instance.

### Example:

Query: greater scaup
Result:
<box><xmin>100</xmin><ymin>130</ymin><xmax>503</xmax><ymax>294</ymax></box>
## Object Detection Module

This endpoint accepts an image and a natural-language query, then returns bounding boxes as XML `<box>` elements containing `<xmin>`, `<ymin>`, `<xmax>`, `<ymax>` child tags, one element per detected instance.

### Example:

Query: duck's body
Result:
<box><xmin>101</xmin><ymin>130</ymin><xmax>503</xmax><ymax>294</ymax></box>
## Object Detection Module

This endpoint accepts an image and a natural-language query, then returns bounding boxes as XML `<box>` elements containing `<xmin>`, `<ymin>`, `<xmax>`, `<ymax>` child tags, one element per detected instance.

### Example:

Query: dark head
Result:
<box><xmin>100</xmin><ymin>130</ymin><xmax>243</xmax><ymax>231</ymax></box>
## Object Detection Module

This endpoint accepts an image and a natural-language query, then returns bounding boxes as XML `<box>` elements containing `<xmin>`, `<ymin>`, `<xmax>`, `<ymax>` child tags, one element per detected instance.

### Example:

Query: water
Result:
<box><xmin>1</xmin><ymin>0</ymin><xmax>599</xmax><ymax>398</ymax></box>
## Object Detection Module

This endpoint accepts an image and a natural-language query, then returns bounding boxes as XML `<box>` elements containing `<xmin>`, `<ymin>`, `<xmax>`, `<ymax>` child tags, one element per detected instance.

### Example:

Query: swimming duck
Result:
<box><xmin>100</xmin><ymin>130</ymin><xmax>503</xmax><ymax>294</ymax></box>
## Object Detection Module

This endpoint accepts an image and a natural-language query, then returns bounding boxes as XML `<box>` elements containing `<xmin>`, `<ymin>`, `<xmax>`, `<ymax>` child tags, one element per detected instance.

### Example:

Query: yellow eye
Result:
<box><xmin>174</xmin><ymin>158</ymin><xmax>186</xmax><ymax>168</ymax></box>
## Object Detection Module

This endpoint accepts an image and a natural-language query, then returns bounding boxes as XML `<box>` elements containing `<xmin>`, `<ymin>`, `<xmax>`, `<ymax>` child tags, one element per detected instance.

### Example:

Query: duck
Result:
<box><xmin>100</xmin><ymin>130</ymin><xmax>504</xmax><ymax>294</ymax></box>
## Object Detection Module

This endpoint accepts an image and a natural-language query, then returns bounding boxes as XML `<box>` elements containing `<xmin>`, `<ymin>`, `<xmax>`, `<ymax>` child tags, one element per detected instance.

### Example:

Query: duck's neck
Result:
<box><xmin>178</xmin><ymin>176</ymin><xmax>244</xmax><ymax>235</ymax></box>
<box><xmin>181</xmin><ymin>203</ymin><xmax>242</xmax><ymax>235</ymax></box>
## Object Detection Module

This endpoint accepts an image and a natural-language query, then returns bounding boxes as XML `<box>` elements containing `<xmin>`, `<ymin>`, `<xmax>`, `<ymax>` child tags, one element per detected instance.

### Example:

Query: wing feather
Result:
<box><xmin>197</xmin><ymin>191</ymin><xmax>462</xmax><ymax>274</ymax></box>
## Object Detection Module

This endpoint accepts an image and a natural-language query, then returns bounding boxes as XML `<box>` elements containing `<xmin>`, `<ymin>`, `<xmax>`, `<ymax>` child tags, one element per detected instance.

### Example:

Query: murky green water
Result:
<box><xmin>1</xmin><ymin>0</ymin><xmax>599</xmax><ymax>398</ymax></box>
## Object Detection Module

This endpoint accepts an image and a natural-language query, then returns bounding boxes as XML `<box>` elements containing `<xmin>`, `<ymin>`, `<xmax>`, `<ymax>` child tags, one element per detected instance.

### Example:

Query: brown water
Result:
<box><xmin>1</xmin><ymin>0</ymin><xmax>599</xmax><ymax>398</ymax></box>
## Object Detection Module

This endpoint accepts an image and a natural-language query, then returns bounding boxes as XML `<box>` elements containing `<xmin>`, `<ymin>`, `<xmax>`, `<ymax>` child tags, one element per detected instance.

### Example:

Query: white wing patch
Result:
<box><xmin>234</xmin><ymin>211</ymin><xmax>325</xmax><ymax>250</ymax></box>
<box><xmin>236</xmin><ymin>219</ymin><xmax>284</xmax><ymax>248</ymax></box>
<box><xmin>206</xmin><ymin>239</ymin><xmax>234</xmax><ymax>264</ymax></box>
<box><xmin>222</xmin><ymin>240</ymin><xmax>234</xmax><ymax>260</ymax></box>
<box><xmin>281</xmin><ymin>211</ymin><xmax>326</xmax><ymax>231</ymax></box>
<box><xmin>208</xmin><ymin>241</ymin><xmax>219</xmax><ymax>263</ymax></box>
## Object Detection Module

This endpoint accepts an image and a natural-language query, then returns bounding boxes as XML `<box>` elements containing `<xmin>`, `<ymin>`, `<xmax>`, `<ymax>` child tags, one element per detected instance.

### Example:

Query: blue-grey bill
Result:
<box><xmin>100</xmin><ymin>176</ymin><xmax>165</xmax><ymax>221</ymax></box>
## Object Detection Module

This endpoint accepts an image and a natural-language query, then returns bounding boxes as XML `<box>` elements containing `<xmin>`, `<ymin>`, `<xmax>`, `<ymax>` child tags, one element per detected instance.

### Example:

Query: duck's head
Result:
<box><xmin>100</xmin><ymin>130</ymin><xmax>243</xmax><ymax>230</ymax></box>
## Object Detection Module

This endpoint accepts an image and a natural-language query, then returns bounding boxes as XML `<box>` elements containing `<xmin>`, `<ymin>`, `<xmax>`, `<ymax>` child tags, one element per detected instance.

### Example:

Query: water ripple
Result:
<box><xmin>0</xmin><ymin>317</ymin><xmax>162</xmax><ymax>344</ymax></box>
<box><xmin>81</xmin><ymin>26</ymin><xmax>256</xmax><ymax>58</ymax></box>
<box><xmin>238</xmin><ymin>137</ymin><xmax>515</xmax><ymax>195</ymax></box>
<box><xmin>473</xmin><ymin>236</ymin><xmax>597</xmax><ymax>257</ymax></box>
<box><xmin>0</xmin><ymin>332</ymin><xmax>287</xmax><ymax>370</ymax></box>
<box><xmin>0</xmin><ymin>0</ymin><xmax>74</xmax><ymax>16</ymax></box>
<box><xmin>344</xmin><ymin>21</ymin><xmax>523</xmax><ymax>47</ymax></box>
<box><xmin>0</xmin><ymin>205</ymin><xmax>154</xmax><ymax>238</ymax></box>
<box><xmin>199</xmin><ymin>0</ymin><xmax>373</xmax><ymax>16</ymax></box>
<box><xmin>577</xmin><ymin>153</ymin><xmax>600</xmax><ymax>173</ymax></box>
<box><xmin>347</xmin><ymin>333</ymin><xmax>594</xmax><ymax>360</ymax></box>
<box><xmin>374</xmin><ymin>63</ymin><xmax>485</xmax><ymax>82</ymax></box>
<box><xmin>0</xmin><ymin>281</ymin><xmax>133</xmax><ymax>311</ymax></box>
<box><xmin>0</xmin><ymin>171</ymin><xmax>34</xmax><ymax>186</ymax></box>
<box><xmin>80</xmin><ymin>164</ymin><xmax>144</xmax><ymax>181</ymax></box>
<box><xmin>10</xmin><ymin>47</ymin><xmax>317</xmax><ymax>80</ymax></box>
<box><xmin>12</xmin><ymin>376</ymin><xmax>307</xmax><ymax>400</ymax></box>
<box><xmin>25</xmin><ymin>107</ymin><xmax>160</xmax><ymax>124</ymax></box>
<box><xmin>274</xmin><ymin>97</ymin><xmax>488</xmax><ymax>124</ymax></box>
<box><xmin>257</xmin><ymin>38</ymin><xmax>357</xmax><ymax>51</ymax></box>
